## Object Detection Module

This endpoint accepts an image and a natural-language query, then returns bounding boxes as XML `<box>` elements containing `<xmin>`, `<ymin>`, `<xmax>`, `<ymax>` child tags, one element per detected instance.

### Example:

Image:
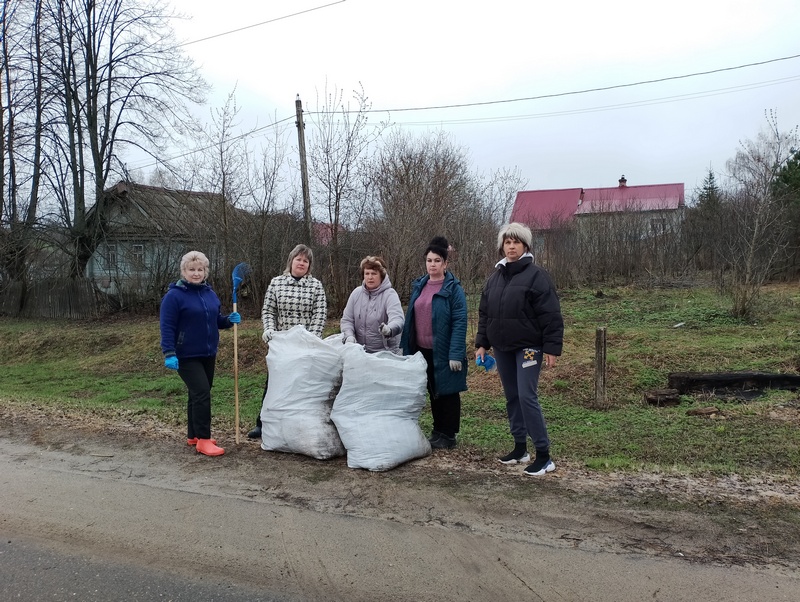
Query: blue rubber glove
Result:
<box><xmin>164</xmin><ymin>356</ymin><xmax>179</xmax><ymax>370</ymax></box>
<box><xmin>228</xmin><ymin>312</ymin><xmax>241</xmax><ymax>324</ymax></box>
<box><xmin>476</xmin><ymin>354</ymin><xmax>496</xmax><ymax>372</ymax></box>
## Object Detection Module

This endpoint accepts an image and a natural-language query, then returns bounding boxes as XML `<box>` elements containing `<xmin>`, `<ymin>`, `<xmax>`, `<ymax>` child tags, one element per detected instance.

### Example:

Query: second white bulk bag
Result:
<box><xmin>330</xmin><ymin>344</ymin><xmax>430</xmax><ymax>471</ymax></box>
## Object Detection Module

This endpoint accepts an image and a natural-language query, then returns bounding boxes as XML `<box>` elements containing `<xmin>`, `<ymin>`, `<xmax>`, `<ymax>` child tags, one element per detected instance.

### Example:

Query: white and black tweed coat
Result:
<box><xmin>261</xmin><ymin>274</ymin><xmax>327</xmax><ymax>337</ymax></box>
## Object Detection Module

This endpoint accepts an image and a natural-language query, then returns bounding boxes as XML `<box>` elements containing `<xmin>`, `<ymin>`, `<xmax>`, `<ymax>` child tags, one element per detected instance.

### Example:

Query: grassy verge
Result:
<box><xmin>1</xmin><ymin>284</ymin><xmax>798</xmax><ymax>476</ymax></box>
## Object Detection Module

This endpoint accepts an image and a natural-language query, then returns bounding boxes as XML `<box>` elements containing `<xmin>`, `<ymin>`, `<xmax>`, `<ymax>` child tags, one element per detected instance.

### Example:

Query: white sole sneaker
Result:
<box><xmin>523</xmin><ymin>459</ymin><xmax>556</xmax><ymax>476</ymax></box>
<box><xmin>498</xmin><ymin>452</ymin><xmax>531</xmax><ymax>465</ymax></box>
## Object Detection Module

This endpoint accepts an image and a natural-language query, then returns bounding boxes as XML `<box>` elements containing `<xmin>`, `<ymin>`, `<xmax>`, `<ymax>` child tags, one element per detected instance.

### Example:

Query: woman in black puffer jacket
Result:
<box><xmin>475</xmin><ymin>223</ymin><xmax>563</xmax><ymax>477</ymax></box>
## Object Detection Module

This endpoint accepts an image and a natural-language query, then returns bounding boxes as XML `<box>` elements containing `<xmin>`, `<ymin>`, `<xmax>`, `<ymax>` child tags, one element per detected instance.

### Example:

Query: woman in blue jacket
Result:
<box><xmin>401</xmin><ymin>237</ymin><xmax>468</xmax><ymax>449</ymax></box>
<box><xmin>160</xmin><ymin>251</ymin><xmax>241</xmax><ymax>457</ymax></box>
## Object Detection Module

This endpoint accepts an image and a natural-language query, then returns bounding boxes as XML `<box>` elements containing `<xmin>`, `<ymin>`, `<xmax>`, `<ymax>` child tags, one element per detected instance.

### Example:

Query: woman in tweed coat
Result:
<box><xmin>247</xmin><ymin>244</ymin><xmax>327</xmax><ymax>439</ymax></box>
<box><xmin>260</xmin><ymin>244</ymin><xmax>327</xmax><ymax>341</ymax></box>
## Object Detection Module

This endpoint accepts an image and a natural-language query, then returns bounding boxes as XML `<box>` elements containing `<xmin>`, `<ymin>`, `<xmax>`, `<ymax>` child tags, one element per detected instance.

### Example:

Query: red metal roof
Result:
<box><xmin>510</xmin><ymin>188</ymin><xmax>582</xmax><ymax>229</ymax></box>
<box><xmin>510</xmin><ymin>181</ymin><xmax>685</xmax><ymax>230</ymax></box>
<box><xmin>576</xmin><ymin>183</ymin><xmax>685</xmax><ymax>215</ymax></box>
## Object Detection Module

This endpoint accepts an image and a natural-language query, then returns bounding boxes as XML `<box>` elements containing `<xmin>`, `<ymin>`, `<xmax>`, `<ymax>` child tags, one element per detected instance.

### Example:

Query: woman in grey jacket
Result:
<box><xmin>341</xmin><ymin>256</ymin><xmax>404</xmax><ymax>354</ymax></box>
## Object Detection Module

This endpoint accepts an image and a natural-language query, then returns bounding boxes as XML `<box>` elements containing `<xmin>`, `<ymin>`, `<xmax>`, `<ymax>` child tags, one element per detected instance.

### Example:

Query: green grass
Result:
<box><xmin>1</xmin><ymin>284</ymin><xmax>799</xmax><ymax>477</ymax></box>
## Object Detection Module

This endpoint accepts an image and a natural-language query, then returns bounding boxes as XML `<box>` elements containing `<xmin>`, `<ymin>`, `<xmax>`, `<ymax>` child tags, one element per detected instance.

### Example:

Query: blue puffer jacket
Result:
<box><xmin>400</xmin><ymin>271</ymin><xmax>468</xmax><ymax>396</ymax></box>
<box><xmin>160</xmin><ymin>280</ymin><xmax>233</xmax><ymax>359</ymax></box>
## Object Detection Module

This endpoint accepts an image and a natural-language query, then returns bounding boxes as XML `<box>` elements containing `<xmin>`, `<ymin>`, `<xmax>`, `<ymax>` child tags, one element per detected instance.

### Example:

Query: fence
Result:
<box><xmin>1</xmin><ymin>278</ymin><xmax>98</xmax><ymax>319</ymax></box>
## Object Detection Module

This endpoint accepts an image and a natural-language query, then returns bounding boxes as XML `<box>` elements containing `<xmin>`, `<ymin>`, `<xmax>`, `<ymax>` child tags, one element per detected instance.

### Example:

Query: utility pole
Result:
<box><xmin>295</xmin><ymin>95</ymin><xmax>312</xmax><ymax>245</ymax></box>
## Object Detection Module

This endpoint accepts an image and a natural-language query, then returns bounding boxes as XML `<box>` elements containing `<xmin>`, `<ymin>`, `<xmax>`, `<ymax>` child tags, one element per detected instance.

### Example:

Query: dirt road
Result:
<box><xmin>2</xmin><ymin>411</ymin><xmax>800</xmax><ymax>601</ymax></box>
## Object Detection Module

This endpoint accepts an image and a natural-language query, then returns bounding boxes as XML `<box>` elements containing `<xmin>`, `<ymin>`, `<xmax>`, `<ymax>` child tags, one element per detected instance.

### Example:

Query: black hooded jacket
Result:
<box><xmin>475</xmin><ymin>256</ymin><xmax>563</xmax><ymax>355</ymax></box>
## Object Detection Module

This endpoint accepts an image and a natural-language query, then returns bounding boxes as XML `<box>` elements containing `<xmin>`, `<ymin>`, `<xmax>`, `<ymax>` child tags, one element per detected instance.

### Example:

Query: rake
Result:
<box><xmin>231</xmin><ymin>262</ymin><xmax>251</xmax><ymax>444</ymax></box>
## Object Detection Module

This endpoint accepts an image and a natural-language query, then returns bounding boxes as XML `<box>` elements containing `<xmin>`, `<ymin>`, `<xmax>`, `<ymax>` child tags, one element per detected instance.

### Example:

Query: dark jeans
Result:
<box><xmin>177</xmin><ymin>356</ymin><xmax>216</xmax><ymax>440</ymax></box>
<box><xmin>494</xmin><ymin>347</ymin><xmax>549</xmax><ymax>451</ymax></box>
<box><xmin>419</xmin><ymin>347</ymin><xmax>461</xmax><ymax>438</ymax></box>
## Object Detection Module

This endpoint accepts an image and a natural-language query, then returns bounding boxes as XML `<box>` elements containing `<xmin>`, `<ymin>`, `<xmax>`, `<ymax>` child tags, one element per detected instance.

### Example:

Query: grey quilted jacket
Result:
<box><xmin>340</xmin><ymin>276</ymin><xmax>404</xmax><ymax>353</ymax></box>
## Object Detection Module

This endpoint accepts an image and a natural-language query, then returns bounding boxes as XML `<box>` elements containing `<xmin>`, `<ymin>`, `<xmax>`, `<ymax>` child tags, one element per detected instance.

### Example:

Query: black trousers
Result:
<box><xmin>254</xmin><ymin>376</ymin><xmax>268</xmax><ymax>429</ymax></box>
<box><xmin>419</xmin><ymin>347</ymin><xmax>461</xmax><ymax>437</ymax></box>
<box><xmin>177</xmin><ymin>356</ymin><xmax>216</xmax><ymax>440</ymax></box>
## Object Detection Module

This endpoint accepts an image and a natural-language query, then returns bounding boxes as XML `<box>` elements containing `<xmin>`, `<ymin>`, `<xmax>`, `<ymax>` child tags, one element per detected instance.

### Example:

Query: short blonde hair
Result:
<box><xmin>284</xmin><ymin>244</ymin><xmax>314</xmax><ymax>275</ymax></box>
<box><xmin>359</xmin><ymin>256</ymin><xmax>387</xmax><ymax>280</ymax></box>
<box><xmin>497</xmin><ymin>223</ymin><xmax>533</xmax><ymax>257</ymax></box>
<box><xmin>180</xmin><ymin>251</ymin><xmax>209</xmax><ymax>279</ymax></box>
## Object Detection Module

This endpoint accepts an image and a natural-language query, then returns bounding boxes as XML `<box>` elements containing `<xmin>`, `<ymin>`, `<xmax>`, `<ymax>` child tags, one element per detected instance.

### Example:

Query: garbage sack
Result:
<box><xmin>260</xmin><ymin>325</ymin><xmax>345</xmax><ymax>459</ymax></box>
<box><xmin>330</xmin><ymin>344</ymin><xmax>430</xmax><ymax>471</ymax></box>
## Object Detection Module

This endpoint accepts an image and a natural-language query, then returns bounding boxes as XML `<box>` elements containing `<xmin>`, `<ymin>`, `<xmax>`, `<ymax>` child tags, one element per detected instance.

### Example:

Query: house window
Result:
<box><xmin>106</xmin><ymin>244</ymin><xmax>117</xmax><ymax>268</ymax></box>
<box><xmin>131</xmin><ymin>244</ymin><xmax>145</xmax><ymax>269</ymax></box>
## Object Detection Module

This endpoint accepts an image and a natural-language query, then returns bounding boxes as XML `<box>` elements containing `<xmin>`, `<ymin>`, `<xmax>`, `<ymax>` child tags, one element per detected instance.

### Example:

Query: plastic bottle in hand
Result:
<box><xmin>475</xmin><ymin>354</ymin><xmax>496</xmax><ymax>372</ymax></box>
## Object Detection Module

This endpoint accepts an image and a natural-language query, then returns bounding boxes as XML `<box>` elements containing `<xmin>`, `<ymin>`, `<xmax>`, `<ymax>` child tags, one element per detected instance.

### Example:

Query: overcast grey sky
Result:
<box><xmin>153</xmin><ymin>0</ymin><xmax>800</xmax><ymax>198</ymax></box>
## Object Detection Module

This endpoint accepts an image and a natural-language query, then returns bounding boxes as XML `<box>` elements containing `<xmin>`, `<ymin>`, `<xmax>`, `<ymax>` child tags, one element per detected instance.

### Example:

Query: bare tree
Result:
<box><xmin>242</xmin><ymin>118</ymin><xmax>305</xmax><ymax>314</ymax></box>
<box><xmin>718</xmin><ymin>111</ymin><xmax>798</xmax><ymax>318</ymax></box>
<box><xmin>307</xmin><ymin>83</ymin><xmax>386</xmax><ymax>312</ymax></box>
<box><xmin>478</xmin><ymin>166</ymin><xmax>527</xmax><ymax>226</ymax></box>
<box><xmin>454</xmin><ymin>167</ymin><xmax>528</xmax><ymax>291</ymax></box>
<box><xmin>37</xmin><ymin>0</ymin><xmax>208</xmax><ymax>277</ymax></box>
<box><xmin>368</xmin><ymin>130</ymin><xmax>480</xmax><ymax>300</ymax></box>
<box><xmin>191</xmin><ymin>90</ymin><xmax>253</xmax><ymax>289</ymax></box>
<box><xmin>1</xmin><ymin>0</ymin><xmax>46</xmax><ymax>311</ymax></box>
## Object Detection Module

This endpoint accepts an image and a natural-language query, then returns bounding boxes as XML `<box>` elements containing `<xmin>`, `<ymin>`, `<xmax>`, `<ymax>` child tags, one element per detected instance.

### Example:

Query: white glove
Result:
<box><xmin>449</xmin><ymin>360</ymin><xmax>462</xmax><ymax>372</ymax></box>
<box><xmin>380</xmin><ymin>323</ymin><xmax>392</xmax><ymax>337</ymax></box>
<box><xmin>344</xmin><ymin>335</ymin><xmax>356</xmax><ymax>344</ymax></box>
<box><xmin>262</xmin><ymin>329</ymin><xmax>274</xmax><ymax>343</ymax></box>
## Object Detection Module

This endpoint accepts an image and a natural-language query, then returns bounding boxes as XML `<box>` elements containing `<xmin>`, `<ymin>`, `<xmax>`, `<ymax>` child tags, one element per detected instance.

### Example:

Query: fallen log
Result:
<box><xmin>668</xmin><ymin>371</ymin><xmax>800</xmax><ymax>394</ymax></box>
<box><xmin>644</xmin><ymin>388</ymin><xmax>681</xmax><ymax>406</ymax></box>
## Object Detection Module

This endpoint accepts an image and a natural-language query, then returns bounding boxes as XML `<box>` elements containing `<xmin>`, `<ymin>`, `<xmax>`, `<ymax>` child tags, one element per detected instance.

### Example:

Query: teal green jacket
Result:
<box><xmin>401</xmin><ymin>271</ymin><xmax>468</xmax><ymax>396</ymax></box>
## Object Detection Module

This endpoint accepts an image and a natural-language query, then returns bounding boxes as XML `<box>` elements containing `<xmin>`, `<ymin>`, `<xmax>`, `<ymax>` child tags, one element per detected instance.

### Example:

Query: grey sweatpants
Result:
<box><xmin>494</xmin><ymin>347</ymin><xmax>550</xmax><ymax>452</ymax></box>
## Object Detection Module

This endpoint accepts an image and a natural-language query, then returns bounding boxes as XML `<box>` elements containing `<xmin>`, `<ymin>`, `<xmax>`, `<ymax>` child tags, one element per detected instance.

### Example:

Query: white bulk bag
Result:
<box><xmin>260</xmin><ymin>325</ymin><xmax>345</xmax><ymax>459</ymax></box>
<box><xmin>330</xmin><ymin>344</ymin><xmax>430</xmax><ymax>471</ymax></box>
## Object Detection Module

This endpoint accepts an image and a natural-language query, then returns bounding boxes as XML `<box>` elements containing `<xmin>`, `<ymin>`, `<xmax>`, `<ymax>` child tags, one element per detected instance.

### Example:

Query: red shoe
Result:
<box><xmin>187</xmin><ymin>437</ymin><xmax>216</xmax><ymax>446</ymax></box>
<box><xmin>196</xmin><ymin>438</ymin><xmax>225</xmax><ymax>457</ymax></box>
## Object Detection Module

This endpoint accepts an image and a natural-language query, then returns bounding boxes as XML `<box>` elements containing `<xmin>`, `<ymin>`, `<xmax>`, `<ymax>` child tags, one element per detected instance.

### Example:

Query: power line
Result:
<box><xmin>170</xmin><ymin>2</ymin><xmax>797</xmax><ymax>118</ymax></box>
<box><xmin>128</xmin><ymin>116</ymin><xmax>296</xmax><ymax>171</ymax></box>
<box><xmin>178</xmin><ymin>0</ymin><xmax>347</xmax><ymax>47</ymax></box>
<box><xmin>130</xmin><ymin>51</ymin><xmax>799</xmax><ymax>170</ymax></box>
<box><xmin>392</xmin><ymin>75</ymin><xmax>800</xmax><ymax>127</ymax></box>
<box><xmin>315</xmin><ymin>52</ymin><xmax>800</xmax><ymax>115</ymax></box>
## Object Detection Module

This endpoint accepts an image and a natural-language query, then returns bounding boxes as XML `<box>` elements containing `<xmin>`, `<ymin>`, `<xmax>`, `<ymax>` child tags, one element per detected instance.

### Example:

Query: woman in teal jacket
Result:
<box><xmin>401</xmin><ymin>236</ymin><xmax>468</xmax><ymax>449</ymax></box>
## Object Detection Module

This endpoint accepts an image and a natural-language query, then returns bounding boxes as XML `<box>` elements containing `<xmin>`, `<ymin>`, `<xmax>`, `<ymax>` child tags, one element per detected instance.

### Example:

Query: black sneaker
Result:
<box><xmin>247</xmin><ymin>426</ymin><xmax>262</xmax><ymax>439</ymax></box>
<box><xmin>430</xmin><ymin>434</ymin><xmax>457</xmax><ymax>449</ymax></box>
<box><xmin>498</xmin><ymin>450</ymin><xmax>530</xmax><ymax>465</ymax></box>
<box><xmin>523</xmin><ymin>457</ymin><xmax>556</xmax><ymax>476</ymax></box>
<box><xmin>428</xmin><ymin>431</ymin><xmax>443</xmax><ymax>445</ymax></box>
